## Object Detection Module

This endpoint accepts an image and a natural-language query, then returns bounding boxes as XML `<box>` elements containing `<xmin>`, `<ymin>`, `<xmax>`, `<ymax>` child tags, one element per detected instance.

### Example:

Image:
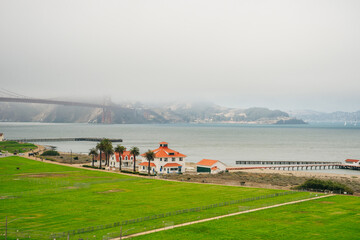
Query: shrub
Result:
<box><xmin>294</xmin><ymin>178</ymin><xmax>354</xmax><ymax>195</ymax></box>
<box><xmin>73</xmin><ymin>156</ymin><xmax>79</xmax><ymax>160</ymax></box>
<box><xmin>82</xmin><ymin>165</ymin><xmax>105</xmax><ymax>170</ymax></box>
<box><xmin>138</xmin><ymin>172</ymin><xmax>156</xmax><ymax>176</ymax></box>
<box><xmin>120</xmin><ymin>170</ymin><xmax>138</xmax><ymax>174</ymax></box>
<box><xmin>41</xmin><ymin>150</ymin><xmax>60</xmax><ymax>156</ymax></box>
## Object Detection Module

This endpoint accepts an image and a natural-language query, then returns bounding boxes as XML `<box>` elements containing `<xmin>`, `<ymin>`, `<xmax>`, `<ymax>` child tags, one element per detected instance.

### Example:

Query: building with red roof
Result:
<box><xmin>109</xmin><ymin>150</ymin><xmax>141</xmax><ymax>170</ymax></box>
<box><xmin>94</xmin><ymin>149</ymin><xmax>140</xmax><ymax>170</ymax></box>
<box><xmin>196</xmin><ymin>159</ymin><xmax>227</xmax><ymax>173</ymax></box>
<box><xmin>345</xmin><ymin>159</ymin><xmax>360</xmax><ymax>165</ymax></box>
<box><xmin>139</xmin><ymin>142</ymin><xmax>187</xmax><ymax>174</ymax></box>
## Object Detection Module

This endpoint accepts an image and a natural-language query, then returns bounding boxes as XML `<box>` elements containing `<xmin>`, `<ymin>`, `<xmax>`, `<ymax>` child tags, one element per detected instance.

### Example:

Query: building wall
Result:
<box><xmin>140</xmin><ymin>156</ymin><xmax>186</xmax><ymax>174</ymax></box>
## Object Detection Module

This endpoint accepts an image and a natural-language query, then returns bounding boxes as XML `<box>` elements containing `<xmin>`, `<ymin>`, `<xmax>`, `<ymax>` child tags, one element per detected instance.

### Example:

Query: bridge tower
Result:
<box><xmin>101</xmin><ymin>97</ymin><xmax>113</xmax><ymax>124</ymax></box>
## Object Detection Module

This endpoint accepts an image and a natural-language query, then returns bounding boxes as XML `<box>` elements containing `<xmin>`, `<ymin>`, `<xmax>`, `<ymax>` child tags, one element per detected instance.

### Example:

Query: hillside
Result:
<box><xmin>0</xmin><ymin>102</ymin><xmax>304</xmax><ymax>124</ymax></box>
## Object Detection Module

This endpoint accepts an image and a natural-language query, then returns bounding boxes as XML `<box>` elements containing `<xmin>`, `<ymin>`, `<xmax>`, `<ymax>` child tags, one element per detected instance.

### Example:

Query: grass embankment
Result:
<box><xmin>0</xmin><ymin>141</ymin><xmax>37</xmax><ymax>154</ymax></box>
<box><xmin>0</xmin><ymin>157</ymin><xmax>314</xmax><ymax>240</ymax></box>
<box><xmin>133</xmin><ymin>195</ymin><xmax>360</xmax><ymax>240</ymax></box>
<box><xmin>163</xmin><ymin>171</ymin><xmax>360</xmax><ymax>194</ymax></box>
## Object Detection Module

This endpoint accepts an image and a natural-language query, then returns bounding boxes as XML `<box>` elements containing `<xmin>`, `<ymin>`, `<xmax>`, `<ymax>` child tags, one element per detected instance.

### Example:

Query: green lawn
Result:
<box><xmin>133</xmin><ymin>195</ymin><xmax>360</xmax><ymax>240</ymax></box>
<box><xmin>0</xmin><ymin>141</ymin><xmax>37</xmax><ymax>154</ymax></box>
<box><xmin>0</xmin><ymin>157</ymin><xmax>315</xmax><ymax>239</ymax></box>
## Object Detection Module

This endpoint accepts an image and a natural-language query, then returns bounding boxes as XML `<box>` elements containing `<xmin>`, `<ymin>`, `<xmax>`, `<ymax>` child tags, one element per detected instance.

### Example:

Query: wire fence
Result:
<box><xmin>2</xmin><ymin>190</ymin><xmax>332</xmax><ymax>240</ymax></box>
<box><xmin>50</xmin><ymin>191</ymin><xmax>298</xmax><ymax>239</ymax></box>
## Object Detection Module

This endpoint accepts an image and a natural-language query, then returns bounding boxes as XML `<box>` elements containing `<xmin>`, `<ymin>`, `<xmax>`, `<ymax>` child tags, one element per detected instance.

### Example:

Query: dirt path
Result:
<box><xmin>114</xmin><ymin>194</ymin><xmax>334</xmax><ymax>239</ymax></box>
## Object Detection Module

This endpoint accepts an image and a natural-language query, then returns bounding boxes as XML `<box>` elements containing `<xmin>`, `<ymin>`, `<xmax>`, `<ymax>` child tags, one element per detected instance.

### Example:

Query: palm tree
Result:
<box><xmin>103</xmin><ymin>139</ymin><xmax>113</xmax><ymax>167</ymax></box>
<box><xmin>114</xmin><ymin>145</ymin><xmax>126</xmax><ymax>171</ymax></box>
<box><xmin>144</xmin><ymin>150</ymin><xmax>155</xmax><ymax>176</ymax></box>
<box><xmin>88</xmin><ymin>148</ymin><xmax>98</xmax><ymax>167</ymax></box>
<box><xmin>96</xmin><ymin>141</ymin><xmax>104</xmax><ymax>169</ymax></box>
<box><xmin>130</xmin><ymin>146</ymin><xmax>140</xmax><ymax>172</ymax></box>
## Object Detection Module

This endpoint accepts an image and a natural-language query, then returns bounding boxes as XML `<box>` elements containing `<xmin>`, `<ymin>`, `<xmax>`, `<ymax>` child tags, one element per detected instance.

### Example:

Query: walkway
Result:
<box><xmin>114</xmin><ymin>194</ymin><xmax>334</xmax><ymax>239</ymax></box>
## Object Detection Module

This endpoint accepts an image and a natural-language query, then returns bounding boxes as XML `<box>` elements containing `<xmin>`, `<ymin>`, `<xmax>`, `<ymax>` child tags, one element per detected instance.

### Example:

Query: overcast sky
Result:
<box><xmin>1</xmin><ymin>0</ymin><xmax>359</xmax><ymax>112</ymax></box>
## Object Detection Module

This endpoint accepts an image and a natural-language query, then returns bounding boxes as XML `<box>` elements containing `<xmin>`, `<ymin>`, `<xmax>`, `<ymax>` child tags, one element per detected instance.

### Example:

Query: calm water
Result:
<box><xmin>1</xmin><ymin>122</ymin><xmax>360</xmax><ymax>174</ymax></box>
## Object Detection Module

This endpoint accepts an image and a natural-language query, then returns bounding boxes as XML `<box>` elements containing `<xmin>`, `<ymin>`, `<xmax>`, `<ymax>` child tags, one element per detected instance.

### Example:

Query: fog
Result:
<box><xmin>1</xmin><ymin>0</ymin><xmax>360</xmax><ymax>112</ymax></box>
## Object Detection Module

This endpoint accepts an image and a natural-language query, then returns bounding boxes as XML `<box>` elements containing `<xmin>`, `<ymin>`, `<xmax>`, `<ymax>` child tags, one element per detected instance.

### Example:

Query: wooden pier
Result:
<box><xmin>11</xmin><ymin>138</ymin><xmax>122</xmax><ymax>142</ymax></box>
<box><xmin>235</xmin><ymin>160</ymin><xmax>341</xmax><ymax>165</ymax></box>
<box><xmin>227</xmin><ymin>164</ymin><xmax>341</xmax><ymax>172</ymax></box>
<box><xmin>228</xmin><ymin>160</ymin><xmax>345</xmax><ymax>172</ymax></box>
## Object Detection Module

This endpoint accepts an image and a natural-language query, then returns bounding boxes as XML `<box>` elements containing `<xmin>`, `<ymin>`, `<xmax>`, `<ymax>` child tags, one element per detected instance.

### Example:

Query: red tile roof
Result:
<box><xmin>197</xmin><ymin>159</ymin><xmax>218</xmax><ymax>166</ymax></box>
<box><xmin>95</xmin><ymin>153</ymin><xmax>107</xmax><ymax>161</ymax></box>
<box><xmin>345</xmin><ymin>159</ymin><xmax>359</xmax><ymax>163</ymax></box>
<box><xmin>139</xmin><ymin>162</ymin><xmax>156</xmax><ymax>167</ymax></box>
<box><xmin>141</xmin><ymin>142</ymin><xmax>186</xmax><ymax>158</ymax></box>
<box><xmin>114</xmin><ymin>151</ymin><xmax>132</xmax><ymax>162</ymax></box>
<box><xmin>164</xmin><ymin>163</ymin><xmax>182</xmax><ymax>167</ymax></box>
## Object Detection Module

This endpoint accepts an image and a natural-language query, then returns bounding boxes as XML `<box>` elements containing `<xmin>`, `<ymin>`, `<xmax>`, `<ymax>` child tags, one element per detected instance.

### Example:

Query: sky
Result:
<box><xmin>0</xmin><ymin>0</ymin><xmax>360</xmax><ymax>112</ymax></box>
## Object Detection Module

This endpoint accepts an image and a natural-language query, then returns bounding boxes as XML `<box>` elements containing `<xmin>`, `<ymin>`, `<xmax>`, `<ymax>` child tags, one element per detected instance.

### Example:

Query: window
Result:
<box><xmin>131</xmin><ymin>157</ymin><xmax>133</xmax><ymax>160</ymax></box>
<box><xmin>172</xmin><ymin>158</ymin><xmax>175</xmax><ymax>162</ymax></box>
<box><xmin>160</xmin><ymin>158</ymin><xmax>162</xmax><ymax>161</ymax></box>
<box><xmin>169</xmin><ymin>152</ymin><xmax>174</xmax><ymax>156</ymax></box>
<box><xmin>164</xmin><ymin>158</ymin><xmax>168</xmax><ymax>162</ymax></box>
<box><xmin>125</xmin><ymin>156</ymin><xmax>128</xmax><ymax>160</ymax></box>
<box><xmin>179</xmin><ymin>158</ymin><xmax>183</xmax><ymax>161</ymax></box>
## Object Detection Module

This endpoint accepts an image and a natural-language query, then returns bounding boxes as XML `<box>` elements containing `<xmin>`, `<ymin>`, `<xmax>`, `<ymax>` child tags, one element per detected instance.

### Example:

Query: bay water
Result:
<box><xmin>1</xmin><ymin>122</ymin><xmax>360</xmax><ymax>174</ymax></box>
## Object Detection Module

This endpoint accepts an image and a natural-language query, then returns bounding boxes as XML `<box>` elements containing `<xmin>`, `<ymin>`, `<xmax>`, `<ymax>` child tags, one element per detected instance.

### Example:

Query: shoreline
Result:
<box><xmin>238</xmin><ymin>168</ymin><xmax>360</xmax><ymax>180</ymax></box>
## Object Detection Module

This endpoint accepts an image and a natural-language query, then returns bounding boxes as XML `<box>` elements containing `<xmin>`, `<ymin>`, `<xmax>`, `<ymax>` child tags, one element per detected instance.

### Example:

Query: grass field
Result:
<box><xmin>133</xmin><ymin>195</ymin><xmax>360</xmax><ymax>240</ymax></box>
<box><xmin>0</xmin><ymin>157</ymin><xmax>317</xmax><ymax>239</ymax></box>
<box><xmin>0</xmin><ymin>141</ymin><xmax>37</xmax><ymax>154</ymax></box>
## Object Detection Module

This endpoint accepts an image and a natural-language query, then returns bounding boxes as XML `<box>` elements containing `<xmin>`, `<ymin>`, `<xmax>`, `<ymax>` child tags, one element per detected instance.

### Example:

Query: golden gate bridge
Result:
<box><xmin>0</xmin><ymin>88</ymin><xmax>113</xmax><ymax>124</ymax></box>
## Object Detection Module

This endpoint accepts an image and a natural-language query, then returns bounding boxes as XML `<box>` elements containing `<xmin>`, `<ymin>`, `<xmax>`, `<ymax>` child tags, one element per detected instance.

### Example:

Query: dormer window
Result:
<box><xmin>169</xmin><ymin>153</ymin><xmax>174</xmax><ymax>156</ymax></box>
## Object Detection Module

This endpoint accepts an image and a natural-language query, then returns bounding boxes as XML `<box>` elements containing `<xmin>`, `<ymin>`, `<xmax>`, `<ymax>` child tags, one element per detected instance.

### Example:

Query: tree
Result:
<box><xmin>88</xmin><ymin>148</ymin><xmax>98</xmax><ymax>167</ymax></box>
<box><xmin>114</xmin><ymin>145</ymin><xmax>126</xmax><ymax>171</ymax></box>
<box><xmin>144</xmin><ymin>150</ymin><xmax>155</xmax><ymax>176</ymax></box>
<box><xmin>96</xmin><ymin>139</ymin><xmax>106</xmax><ymax>169</ymax></box>
<box><xmin>103</xmin><ymin>139</ymin><xmax>113</xmax><ymax>167</ymax></box>
<box><xmin>130</xmin><ymin>146</ymin><xmax>140</xmax><ymax>172</ymax></box>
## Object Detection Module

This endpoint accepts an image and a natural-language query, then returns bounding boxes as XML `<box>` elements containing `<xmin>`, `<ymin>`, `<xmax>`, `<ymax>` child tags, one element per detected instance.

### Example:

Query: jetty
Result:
<box><xmin>227</xmin><ymin>160</ymin><xmax>343</xmax><ymax>171</ymax></box>
<box><xmin>235</xmin><ymin>160</ymin><xmax>341</xmax><ymax>165</ymax></box>
<box><xmin>10</xmin><ymin>138</ymin><xmax>122</xmax><ymax>142</ymax></box>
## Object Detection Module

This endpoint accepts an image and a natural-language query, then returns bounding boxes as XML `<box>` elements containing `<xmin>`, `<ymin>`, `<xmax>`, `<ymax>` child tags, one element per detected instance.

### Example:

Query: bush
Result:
<box><xmin>41</xmin><ymin>150</ymin><xmax>60</xmax><ymax>156</ymax></box>
<box><xmin>82</xmin><ymin>165</ymin><xmax>105</xmax><ymax>170</ymax></box>
<box><xmin>120</xmin><ymin>170</ymin><xmax>138</xmax><ymax>174</ymax></box>
<box><xmin>138</xmin><ymin>172</ymin><xmax>156</xmax><ymax>176</ymax></box>
<box><xmin>73</xmin><ymin>156</ymin><xmax>79</xmax><ymax>160</ymax></box>
<box><xmin>294</xmin><ymin>178</ymin><xmax>354</xmax><ymax>195</ymax></box>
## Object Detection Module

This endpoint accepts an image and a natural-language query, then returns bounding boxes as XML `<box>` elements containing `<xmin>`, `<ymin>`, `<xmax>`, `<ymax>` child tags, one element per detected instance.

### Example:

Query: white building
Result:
<box><xmin>139</xmin><ymin>142</ymin><xmax>186</xmax><ymax>174</ymax></box>
<box><xmin>196</xmin><ymin>159</ymin><xmax>227</xmax><ymax>174</ymax></box>
<box><xmin>108</xmin><ymin>149</ymin><xmax>140</xmax><ymax>170</ymax></box>
<box><xmin>345</xmin><ymin>159</ymin><xmax>360</xmax><ymax>166</ymax></box>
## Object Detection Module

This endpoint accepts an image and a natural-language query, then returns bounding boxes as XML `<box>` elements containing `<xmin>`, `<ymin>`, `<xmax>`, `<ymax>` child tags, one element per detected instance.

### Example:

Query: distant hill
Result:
<box><xmin>0</xmin><ymin>102</ymin><xmax>304</xmax><ymax>124</ymax></box>
<box><xmin>289</xmin><ymin>110</ymin><xmax>360</xmax><ymax>123</ymax></box>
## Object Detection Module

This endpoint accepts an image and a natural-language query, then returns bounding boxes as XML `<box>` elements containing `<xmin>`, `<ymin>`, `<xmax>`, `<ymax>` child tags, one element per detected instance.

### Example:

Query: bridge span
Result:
<box><xmin>0</xmin><ymin>96</ymin><xmax>113</xmax><ymax>123</ymax></box>
<box><xmin>10</xmin><ymin>137</ymin><xmax>122</xmax><ymax>142</ymax></box>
